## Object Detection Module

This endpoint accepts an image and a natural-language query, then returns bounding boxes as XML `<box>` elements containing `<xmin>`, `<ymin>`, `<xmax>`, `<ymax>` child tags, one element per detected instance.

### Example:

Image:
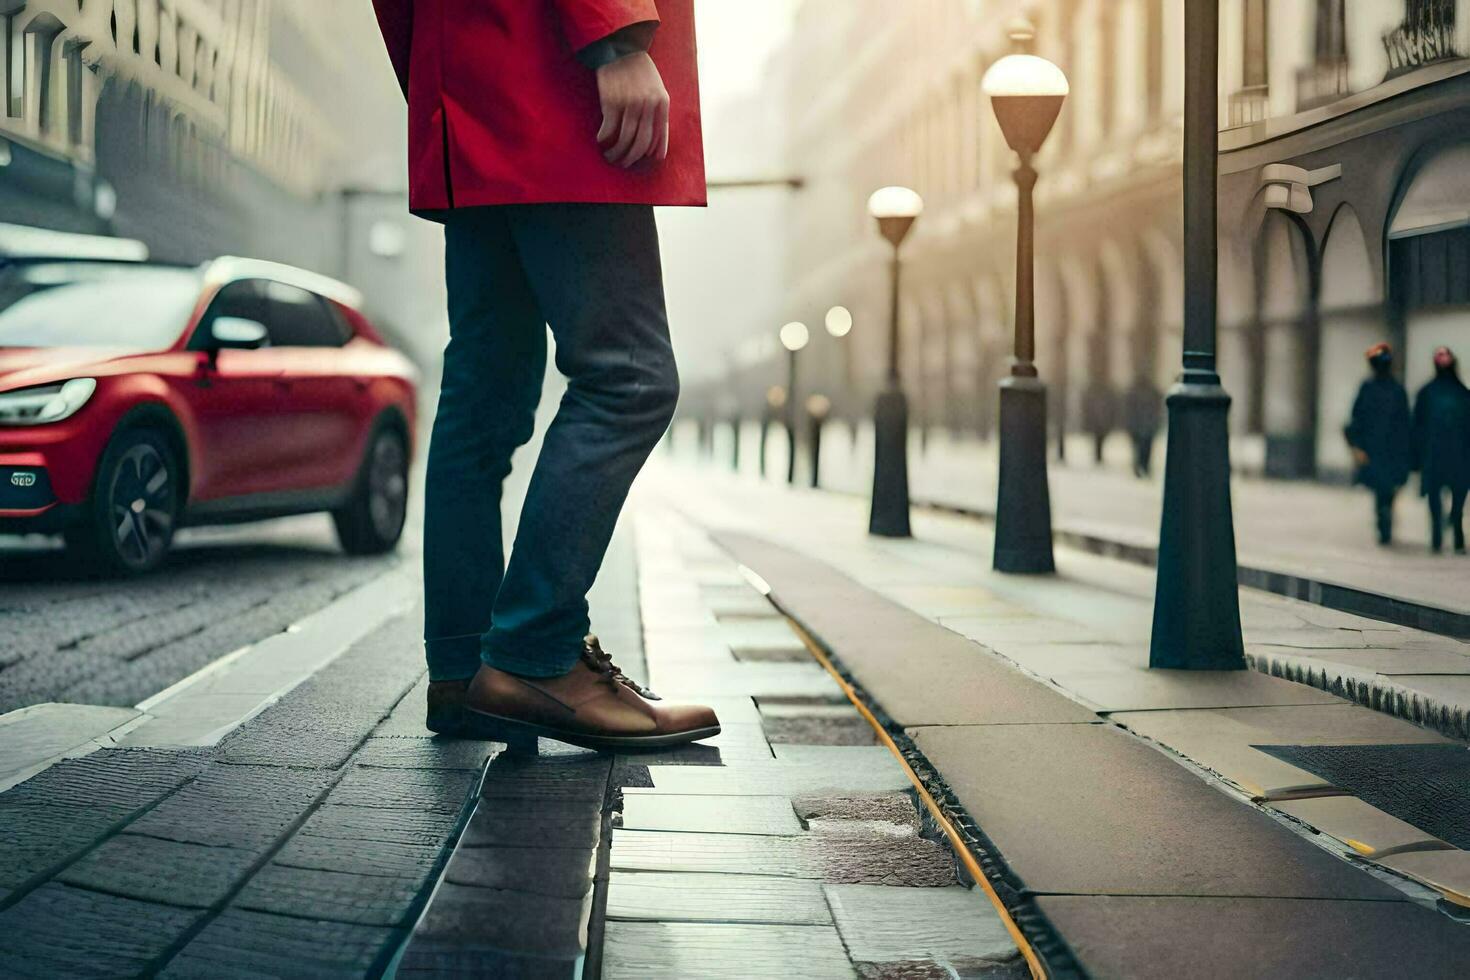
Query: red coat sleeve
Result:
<box><xmin>372</xmin><ymin>0</ymin><xmax>414</xmax><ymax>97</ymax></box>
<box><xmin>551</xmin><ymin>0</ymin><xmax>660</xmax><ymax>54</ymax></box>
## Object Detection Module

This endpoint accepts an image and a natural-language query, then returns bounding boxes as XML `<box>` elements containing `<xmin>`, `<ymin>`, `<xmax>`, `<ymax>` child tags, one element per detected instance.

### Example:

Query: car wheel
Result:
<box><xmin>66</xmin><ymin>428</ymin><xmax>180</xmax><ymax>575</ymax></box>
<box><xmin>333</xmin><ymin>425</ymin><xmax>408</xmax><ymax>555</ymax></box>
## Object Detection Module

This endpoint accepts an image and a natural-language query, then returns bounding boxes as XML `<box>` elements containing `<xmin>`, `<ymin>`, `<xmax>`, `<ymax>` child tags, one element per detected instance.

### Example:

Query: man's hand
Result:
<box><xmin>595</xmin><ymin>52</ymin><xmax>669</xmax><ymax>168</ymax></box>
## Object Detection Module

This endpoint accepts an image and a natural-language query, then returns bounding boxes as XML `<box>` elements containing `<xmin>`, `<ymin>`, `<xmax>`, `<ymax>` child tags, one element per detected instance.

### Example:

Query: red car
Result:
<box><xmin>0</xmin><ymin>253</ymin><xmax>418</xmax><ymax>573</ymax></box>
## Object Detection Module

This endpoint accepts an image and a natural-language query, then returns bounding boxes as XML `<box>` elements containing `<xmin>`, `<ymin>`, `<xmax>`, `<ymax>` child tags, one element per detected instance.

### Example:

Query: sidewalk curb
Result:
<box><xmin>0</xmin><ymin>563</ymin><xmax>418</xmax><ymax>791</ymax></box>
<box><xmin>1252</xmin><ymin>650</ymin><xmax>1470</xmax><ymax>742</ymax></box>
<box><xmin>917</xmin><ymin>498</ymin><xmax>1470</xmax><ymax>641</ymax></box>
<box><xmin>122</xmin><ymin>564</ymin><xmax>418</xmax><ymax>747</ymax></box>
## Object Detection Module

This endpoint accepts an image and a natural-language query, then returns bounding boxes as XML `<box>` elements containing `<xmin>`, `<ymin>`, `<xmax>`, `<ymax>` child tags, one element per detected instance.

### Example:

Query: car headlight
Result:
<box><xmin>0</xmin><ymin>378</ymin><xmax>98</xmax><ymax>425</ymax></box>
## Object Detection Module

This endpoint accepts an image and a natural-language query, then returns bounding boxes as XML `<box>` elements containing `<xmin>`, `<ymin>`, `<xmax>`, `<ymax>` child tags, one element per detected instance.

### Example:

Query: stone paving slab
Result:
<box><xmin>127</xmin><ymin>764</ymin><xmax>337</xmax><ymax>849</ymax></box>
<box><xmin>1373</xmin><ymin>849</ymin><xmax>1470</xmax><ymax>907</ymax></box>
<box><xmin>1056</xmin><ymin>666</ymin><xmax>1342</xmax><ymax>713</ymax></box>
<box><xmin>57</xmin><ymin>831</ymin><xmax>259</xmax><ymax>908</ymax></box>
<box><xmin>910</xmin><ymin>723</ymin><xmax>1402</xmax><ymax>899</ymax></box>
<box><xmin>649</xmin><ymin>660</ymin><xmax>841</xmax><ymax>701</ymax></box>
<box><xmin>1111</xmin><ymin>704</ymin><xmax>1453</xmax><ymax>801</ymax></box>
<box><xmin>444</xmin><ymin>845</ymin><xmax>597</xmax><ymax>899</ymax></box>
<box><xmin>823</xmin><ymin>884</ymin><xmax>1023</xmax><ymax>975</ymax></box>
<box><xmin>714</xmin><ymin>533</ymin><xmax>1097</xmax><ymax>728</ymax></box>
<box><xmin>609</xmin><ymin>829</ymin><xmax>954</xmax><ymax>885</ymax></box>
<box><xmin>607</xmin><ymin>870</ymin><xmax>832</xmax><ymax>924</ymax></box>
<box><xmin>410</xmin><ymin>881</ymin><xmax>591</xmax><ymax>959</ymax></box>
<box><xmin>0</xmin><ymin>702</ymin><xmax>141</xmax><ymax>792</ymax></box>
<box><xmin>0</xmin><ymin>748</ymin><xmax>208</xmax><ymax>891</ymax></box>
<box><xmin>631</xmin><ymin>756</ymin><xmax>911</xmax><ymax>797</ymax></box>
<box><xmin>1271</xmin><ymin>795</ymin><xmax>1450</xmax><ymax>858</ymax></box>
<box><xmin>0</xmin><ymin>881</ymin><xmax>202</xmax><ymax>978</ymax></box>
<box><xmin>236</xmin><ymin>862</ymin><xmax>426</xmax><ymax>928</ymax></box>
<box><xmin>1035</xmin><ymin>894</ymin><xmax>1470</xmax><ymax>978</ymax></box>
<box><xmin>619</xmin><ymin>793</ymin><xmax>804</xmax><ymax>836</ymax></box>
<box><xmin>602</xmin><ymin>921</ymin><xmax>856</xmax><ymax>979</ymax></box>
<box><xmin>458</xmin><ymin>796</ymin><xmax>602</xmax><ymax>850</ymax></box>
<box><xmin>159</xmin><ymin>908</ymin><xmax>395</xmax><ymax>979</ymax></box>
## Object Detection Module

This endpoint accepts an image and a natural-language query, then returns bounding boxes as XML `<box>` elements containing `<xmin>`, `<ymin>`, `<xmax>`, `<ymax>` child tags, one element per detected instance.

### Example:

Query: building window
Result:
<box><xmin>1298</xmin><ymin>0</ymin><xmax>1349</xmax><ymax>111</ymax></box>
<box><xmin>1394</xmin><ymin>225</ymin><xmax>1470</xmax><ymax>310</ymax></box>
<box><xmin>1228</xmin><ymin>0</ymin><xmax>1269</xmax><ymax>127</ymax></box>
<box><xmin>1383</xmin><ymin>0</ymin><xmax>1459</xmax><ymax>79</ymax></box>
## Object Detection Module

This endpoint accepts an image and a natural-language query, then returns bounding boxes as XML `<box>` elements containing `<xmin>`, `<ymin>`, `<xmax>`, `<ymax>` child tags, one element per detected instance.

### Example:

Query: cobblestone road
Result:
<box><xmin>0</xmin><ymin>518</ymin><xmax>404</xmax><ymax>713</ymax></box>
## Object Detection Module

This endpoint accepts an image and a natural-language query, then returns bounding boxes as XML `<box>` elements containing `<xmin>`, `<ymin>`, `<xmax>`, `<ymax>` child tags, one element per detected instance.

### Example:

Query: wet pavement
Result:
<box><xmin>394</xmin><ymin>508</ymin><xmax>1029</xmax><ymax>978</ymax></box>
<box><xmin>655</xmin><ymin>458</ymin><xmax>1470</xmax><ymax>975</ymax></box>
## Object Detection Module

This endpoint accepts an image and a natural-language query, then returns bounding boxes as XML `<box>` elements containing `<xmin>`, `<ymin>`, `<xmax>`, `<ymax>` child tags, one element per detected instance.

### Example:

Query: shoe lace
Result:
<box><xmin>581</xmin><ymin>635</ymin><xmax>661</xmax><ymax>700</ymax></box>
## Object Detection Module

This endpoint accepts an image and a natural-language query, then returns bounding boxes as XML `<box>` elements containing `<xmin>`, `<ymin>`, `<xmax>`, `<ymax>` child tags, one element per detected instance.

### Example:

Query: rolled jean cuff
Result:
<box><xmin>480</xmin><ymin>631</ymin><xmax>584</xmax><ymax>679</ymax></box>
<box><xmin>425</xmin><ymin>632</ymin><xmax>484</xmax><ymax>682</ymax></box>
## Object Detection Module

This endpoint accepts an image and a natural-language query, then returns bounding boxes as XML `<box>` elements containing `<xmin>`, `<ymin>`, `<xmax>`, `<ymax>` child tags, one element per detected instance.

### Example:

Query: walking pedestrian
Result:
<box><xmin>1082</xmin><ymin>384</ymin><xmax>1117</xmax><ymax>465</ymax></box>
<box><xmin>373</xmin><ymin>0</ymin><xmax>720</xmax><ymax>750</ymax></box>
<box><xmin>1344</xmin><ymin>343</ymin><xmax>1411</xmax><ymax>545</ymax></box>
<box><xmin>1412</xmin><ymin>347</ymin><xmax>1470</xmax><ymax>555</ymax></box>
<box><xmin>1123</xmin><ymin>375</ymin><xmax>1163</xmax><ymax>478</ymax></box>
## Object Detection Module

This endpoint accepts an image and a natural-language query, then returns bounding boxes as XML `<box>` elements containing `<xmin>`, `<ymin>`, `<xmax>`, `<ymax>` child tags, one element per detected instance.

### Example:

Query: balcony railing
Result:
<box><xmin>1383</xmin><ymin>0</ymin><xmax>1460</xmax><ymax>79</ymax></box>
<box><xmin>1227</xmin><ymin>85</ymin><xmax>1269</xmax><ymax>128</ymax></box>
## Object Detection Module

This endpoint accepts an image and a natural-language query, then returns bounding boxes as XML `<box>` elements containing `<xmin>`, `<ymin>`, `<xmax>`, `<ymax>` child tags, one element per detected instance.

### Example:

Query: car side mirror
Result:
<box><xmin>210</xmin><ymin>317</ymin><xmax>270</xmax><ymax>350</ymax></box>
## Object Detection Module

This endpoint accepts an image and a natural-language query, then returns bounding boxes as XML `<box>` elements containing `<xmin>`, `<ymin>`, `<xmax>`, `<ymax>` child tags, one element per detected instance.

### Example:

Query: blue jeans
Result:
<box><xmin>423</xmin><ymin>205</ymin><xmax>678</xmax><ymax>680</ymax></box>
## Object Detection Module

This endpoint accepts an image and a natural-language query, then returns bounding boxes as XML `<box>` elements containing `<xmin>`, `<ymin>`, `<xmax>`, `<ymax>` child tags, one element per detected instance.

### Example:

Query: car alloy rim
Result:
<box><xmin>109</xmin><ymin>443</ymin><xmax>174</xmax><ymax>566</ymax></box>
<box><xmin>367</xmin><ymin>433</ymin><xmax>407</xmax><ymax>539</ymax></box>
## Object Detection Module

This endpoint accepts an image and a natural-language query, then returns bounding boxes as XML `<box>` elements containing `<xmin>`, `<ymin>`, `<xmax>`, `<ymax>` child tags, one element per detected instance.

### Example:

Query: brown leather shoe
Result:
<box><xmin>426</xmin><ymin>678</ymin><xmax>471</xmax><ymax>735</ymax></box>
<box><xmin>462</xmin><ymin>637</ymin><xmax>720</xmax><ymax>753</ymax></box>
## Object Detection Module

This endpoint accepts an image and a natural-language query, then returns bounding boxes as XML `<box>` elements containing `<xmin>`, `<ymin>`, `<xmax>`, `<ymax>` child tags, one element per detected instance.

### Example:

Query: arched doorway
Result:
<box><xmin>1387</xmin><ymin>142</ymin><xmax>1470</xmax><ymax>398</ymax></box>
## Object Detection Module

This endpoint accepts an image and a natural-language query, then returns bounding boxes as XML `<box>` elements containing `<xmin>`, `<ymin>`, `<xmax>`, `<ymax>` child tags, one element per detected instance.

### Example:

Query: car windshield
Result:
<box><xmin>0</xmin><ymin>261</ymin><xmax>201</xmax><ymax>351</ymax></box>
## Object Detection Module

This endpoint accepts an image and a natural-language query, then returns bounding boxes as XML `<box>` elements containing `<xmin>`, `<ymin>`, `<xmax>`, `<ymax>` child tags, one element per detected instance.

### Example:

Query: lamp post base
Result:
<box><xmin>994</xmin><ymin>375</ymin><xmax>1055</xmax><ymax>574</ymax></box>
<box><xmin>869</xmin><ymin>388</ymin><xmax>911</xmax><ymax>538</ymax></box>
<box><xmin>1148</xmin><ymin>375</ymin><xmax>1246</xmax><ymax>669</ymax></box>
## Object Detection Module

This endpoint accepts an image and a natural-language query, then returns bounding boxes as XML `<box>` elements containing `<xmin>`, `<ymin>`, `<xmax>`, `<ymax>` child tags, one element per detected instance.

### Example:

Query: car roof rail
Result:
<box><xmin>203</xmin><ymin>256</ymin><xmax>364</xmax><ymax>309</ymax></box>
<box><xmin>0</xmin><ymin>223</ymin><xmax>149</xmax><ymax>262</ymax></box>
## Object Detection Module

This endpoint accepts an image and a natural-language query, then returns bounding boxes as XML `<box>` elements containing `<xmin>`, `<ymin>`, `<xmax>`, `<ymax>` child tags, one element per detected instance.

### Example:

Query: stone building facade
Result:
<box><xmin>0</xmin><ymin>0</ymin><xmax>444</xmax><ymax>360</ymax></box>
<box><xmin>741</xmin><ymin>0</ymin><xmax>1470</xmax><ymax>480</ymax></box>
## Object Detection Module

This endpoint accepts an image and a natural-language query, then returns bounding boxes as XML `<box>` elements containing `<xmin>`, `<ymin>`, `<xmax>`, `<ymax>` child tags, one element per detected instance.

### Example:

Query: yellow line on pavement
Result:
<box><xmin>784</xmin><ymin>617</ymin><xmax>1048</xmax><ymax>980</ymax></box>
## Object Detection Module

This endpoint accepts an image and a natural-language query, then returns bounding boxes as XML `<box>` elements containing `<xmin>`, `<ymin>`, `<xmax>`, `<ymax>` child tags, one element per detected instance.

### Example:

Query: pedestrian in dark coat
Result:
<box><xmin>1344</xmin><ymin>343</ymin><xmax>1412</xmax><ymax>545</ymax></box>
<box><xmin>1082</xmin><ymin>384</ymin><xmax>1117</xmax><ymax>465</ymax></box>
<box><xmin>1412</xmin><ymin>347</ymin><xmax>1470</xmax><ymax>554</ymax></box>
<box><xmin>1124</xmin><ymin>375</ymin><xmax>1163</xmax><ymax>478</ymax></box>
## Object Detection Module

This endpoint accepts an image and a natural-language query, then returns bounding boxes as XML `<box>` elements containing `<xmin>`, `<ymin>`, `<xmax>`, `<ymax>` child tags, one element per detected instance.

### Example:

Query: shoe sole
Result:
<box><xmin>461</xmin><ymin>708</ymin><xmax>720</xmax><ymax>754</ymax></box>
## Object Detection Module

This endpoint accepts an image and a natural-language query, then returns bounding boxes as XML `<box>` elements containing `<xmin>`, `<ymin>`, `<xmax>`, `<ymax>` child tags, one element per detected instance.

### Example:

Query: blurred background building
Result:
<box><xmin>0</xmin><ymin>0</ymin><xmax>444</xmax><ymax>363</ymax></box>
<box><xmin>695</xmin><ymin>0</ymin><xmax>1470</xmax><ymax>482</ymax></box>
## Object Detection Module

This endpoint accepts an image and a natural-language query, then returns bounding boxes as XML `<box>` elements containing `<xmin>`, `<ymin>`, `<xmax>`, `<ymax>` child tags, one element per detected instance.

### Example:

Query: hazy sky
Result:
<box><xmin>694</xmin><ymin>0</ymin><xmax>799</xmax><ymax>109</ymax></box>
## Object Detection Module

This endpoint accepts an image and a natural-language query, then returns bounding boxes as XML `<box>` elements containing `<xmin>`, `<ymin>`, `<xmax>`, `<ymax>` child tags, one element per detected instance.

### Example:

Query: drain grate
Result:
<box><xmin>1258</xmin><ymin>743</ymin><xmax>1470</xmax><ymax>850</ymax></box>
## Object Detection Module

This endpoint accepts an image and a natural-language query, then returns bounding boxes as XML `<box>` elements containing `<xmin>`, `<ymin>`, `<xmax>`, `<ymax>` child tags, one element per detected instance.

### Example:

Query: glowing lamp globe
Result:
<box><xmin>981</xmin><ymin>54</ymin><xmax>1069</xmax><ymax>155</ymax></box>
<box><xmin>779</xmin><ymin>321</ymin><xmax>810</xmax><ymax>353</ymax></box>
<box><xmin>867</xmin><ymin>186</ymin><xmax>924</xmax><ymax>246</ymax></box>
<box><xmin>825</xmin><ymin>305</ymin><xmax>853</xmax><ymax>338</ymax></box>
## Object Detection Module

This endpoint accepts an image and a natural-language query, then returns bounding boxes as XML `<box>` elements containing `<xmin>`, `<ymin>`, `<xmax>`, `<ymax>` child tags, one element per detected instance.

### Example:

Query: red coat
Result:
<box><xmin>372</xmin><ymin>0</ymin><xmax>706</xmax><ymax>211</ymax></box>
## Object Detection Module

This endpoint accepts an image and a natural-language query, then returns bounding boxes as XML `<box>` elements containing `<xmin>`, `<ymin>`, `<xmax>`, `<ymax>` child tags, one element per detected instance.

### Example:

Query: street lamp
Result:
<box><xmin>825</xmin><ymin>305</ymin><xmax>855</xmax><ymax>439</ymax></box>
<box><xmin>982</xmin><ymin>24</ymin><xmax>1066</xmax><ymax>574</ymax></box>
<box><xmin>1149</xmin><ymin>0</ymin><xmax>1245</xmax><ymax>670</ymax></box>
<box><xmin>867</xmin><ymin>186</ymin><xmax>923</xmax><ymax>537</ymax></box>
<box><xmin>780</xmin><ymin>321</ymin><xmax>810</xmax><ymax>485</ymax></box>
